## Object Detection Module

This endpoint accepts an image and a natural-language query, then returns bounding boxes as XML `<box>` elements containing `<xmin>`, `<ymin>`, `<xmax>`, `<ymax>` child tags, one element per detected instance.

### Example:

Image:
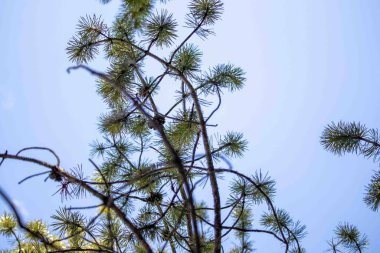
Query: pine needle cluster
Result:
<box><xmin>327</xmin><ymin>223</ymin><xmax>368</xmax><ymax>253</ymax></box>
<box><xmin>321</xmin><ymin>121</ymin><xmax>380</xmax><ymax>211</ymax></box>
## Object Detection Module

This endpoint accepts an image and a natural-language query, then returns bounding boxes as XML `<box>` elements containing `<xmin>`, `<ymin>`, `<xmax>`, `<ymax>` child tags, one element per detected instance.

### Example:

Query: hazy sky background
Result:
<box><xmin>1</xmin><ymin>0</ymin><xmax>380</xmax><ymax>251</ymax></box>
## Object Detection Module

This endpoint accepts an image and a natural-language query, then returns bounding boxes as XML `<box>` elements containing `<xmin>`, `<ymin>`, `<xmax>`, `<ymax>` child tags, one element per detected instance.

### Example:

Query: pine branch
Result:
<box><xmin>0</xmin><ymin>152</ymin><xmax>154</xmax><ymax>253</ymax></box>
<box><xmin>321</xmin><ymin>121</ymin><xmax>380</xmax><ymax>162</ymax></box>
<box><xmin>67</xmin><ymin>64</ymin><xmax>202</xmax><ymax>252</ymax></box>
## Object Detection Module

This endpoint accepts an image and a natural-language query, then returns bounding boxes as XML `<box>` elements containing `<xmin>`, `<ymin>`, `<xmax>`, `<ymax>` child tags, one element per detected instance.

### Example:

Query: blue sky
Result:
<box><xmin>1</xmin><ymin>0</ymin><xmax>380</xmax><ymax>251</ymax></box>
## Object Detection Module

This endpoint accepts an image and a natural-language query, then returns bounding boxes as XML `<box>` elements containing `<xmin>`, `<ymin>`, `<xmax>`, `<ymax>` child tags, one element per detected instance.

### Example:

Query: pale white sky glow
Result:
<box><xmin>0</xmin><ymin>87</ymin><xmax>15</xmax><ymax>111</ymax></box>
<box><xmin>12</xmin><ymin>199</ymin><xmax>29</xmax><ymax>218</ymax></box>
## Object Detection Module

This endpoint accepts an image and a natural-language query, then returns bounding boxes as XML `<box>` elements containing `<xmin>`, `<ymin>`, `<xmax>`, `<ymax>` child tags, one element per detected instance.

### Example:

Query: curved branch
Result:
<box><xmin>67</xmin><ymin>64</ymin><xmax>201</xmax><ymax>252</ymax></box>
<box><xmin>0</xmin><ymin>187</ymin><xmax>61</xmax><ymax>250</ymax></box>
<box><xmin>0</xmin><ymin>152</ymin><xmax>153</xmax><ymax>253</ymax></box>
<box><xmin>16</xmin><ymin>146</ymin><xmax>61</xmax><ymax>166</ymax></box>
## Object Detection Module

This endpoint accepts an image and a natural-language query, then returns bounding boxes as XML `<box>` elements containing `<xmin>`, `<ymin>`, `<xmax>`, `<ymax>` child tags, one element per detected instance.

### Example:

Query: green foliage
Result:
<box><xmin>217</xmin><ymin>131</ymin><xmax>248</xmax><ymax>158</ymax></box>
<box><xmin>25</xmin><ymin>220</ymin><xmax>49</xmax><ymax>240</ymax></box>
<box><xmin>261</xmin><ymin>209</ymin><xmax>306</xmax><ymax>243</ymax></box>
<box><xmin>328</xmin><ymin>223</ymin><xmax>368</xmax><ymax>253</ymax></box>
<box><xmin>363</xmin><ymin>170</ymin><xmax>380</xmax><ymax>211</ymax></box>
<box><xmin>321</xmin><ymin>121</ymin><xmax>380</xmax><ymax>214</ymax></box>
<box><xmin>250</xmin><ymin>171</ymin><xmax>276</xmax><ymax>203</ymax></box>
<box><xmin>144</xmin><ymin>10</ymin><xmax>177</xmax><ymax>47</ymax></box>
<box><xmin>229</xmin><ymin>171</ymin><xmax>276</xmax><ymax>205</ymax></box>
<box><xmin>321</xmin><ymin>121</ymin><xmax>380</xmax><ymax>161</ymax></box>
<box><xmin>289</xmin><ymin>247</ymin><xmax>307</xmax><ymax>253</ymax></box>
<box><xmin>97</xmin><ymin>63</ymin><xmax>136</xmax><ymax>108</ymax></box>
<box><xmin>186</xmin><ymin>0</ymin><xmax>224</xmax><ymax>38</ymax></box>
<box><xmin>165</xmin><ymin>110</ymin><xmax>199</xmax><ymax>156</ymax></box>
<box><xmin>67</xmin><ymin>14</ymin><xmax>108</xmax><ymax>64</ymax></box>
<box><xmin>173</xmin><ymin>44</ymin><xmax>202</xmax><ymax>78</ymax></box>
<box><xmin>231</xmin><ymin>206</ymin><xmax>254</xmax><ymax>252</ymax></box>
<box><xmin>51</xmin><ymin>208</ymin><xmax>86</xmax><ymax>247</ymax></box>
<box><xmin>321</xmin><ymin>121</ymin><xmax>366</xmax><ymax>155</ymax></box>
<box><xmin>0</xmin><ymin>214</ymin><xmax>16</xmax><ymax>237</ymax></box>
<box><xmin>124</xmin><ymin>0</ymin><xmax>153</xmax><ymax>27</ymax></box>
<box><xmin>2</xmin><ymin>0</ymin><xmax>370</xmax><ymax>252</ymax></box>
<box><xmin>201</xmin><ymin>64</ymin><xmax>246</xmax><ymax>94</ymax></box>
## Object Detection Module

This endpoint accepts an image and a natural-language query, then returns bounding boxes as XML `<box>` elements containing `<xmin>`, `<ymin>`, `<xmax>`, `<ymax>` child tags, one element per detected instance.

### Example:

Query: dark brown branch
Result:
<box><xmin>0</xmin><ymin>187</ymin><xmax>62</xmax><ymax>250</ymax></box>
<box><xmin>16</xmin><ymin>146</ymin><xmax>61</xmax><ymax>166</ymax></box>
<box><xmin>189</xmin><ymin>165</ymin><xmax>290</xmax><ymax>248</ymax></box>
<box><xmin>107</xmin><ymin>37</ymin><xmax>223</xmax><ymax>253</ymax></box>
<box><xmin>48</xmin><ymin>249</ymin><xmax>115</xmax><ymax>253</ymax></box>
<box><xmin>0</xmin><ymin>152</ymin><xmax>153</xmax><ymax>253</ymax></box>
<box><xmin>18</xmin><ymin>171</ymin><xmax>50</xmax><ymax>184</ymax></box>
<box><xmin>195</xmin><ymin>212</ymin><xmax>285</xmax><ymax>244</ymax></box>
<box><xmin>67</xmin><ymin>64</ymin><xmax>201</xmax><ymax>253</ymax></box>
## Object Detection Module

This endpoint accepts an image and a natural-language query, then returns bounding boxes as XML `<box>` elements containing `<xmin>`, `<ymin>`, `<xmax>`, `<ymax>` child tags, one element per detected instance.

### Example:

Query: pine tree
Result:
<box><xmin>0</xmin><ymin>1</ymin><xmax>370</xmax><ymax>252</ymax></box>
<box><xmin>320</xmin><ymin>121</ymin><xmax>379</xmax><ymax>253</ymax></box>
<box><xmin>326</xmin><ymin>223</ymin><xmax>368</xmax><ymax>253</ymax></box>
<box><xmin>321</xmin><ymin>121</ymin><xmax>380</xmax><ymax>212</ymax></box>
